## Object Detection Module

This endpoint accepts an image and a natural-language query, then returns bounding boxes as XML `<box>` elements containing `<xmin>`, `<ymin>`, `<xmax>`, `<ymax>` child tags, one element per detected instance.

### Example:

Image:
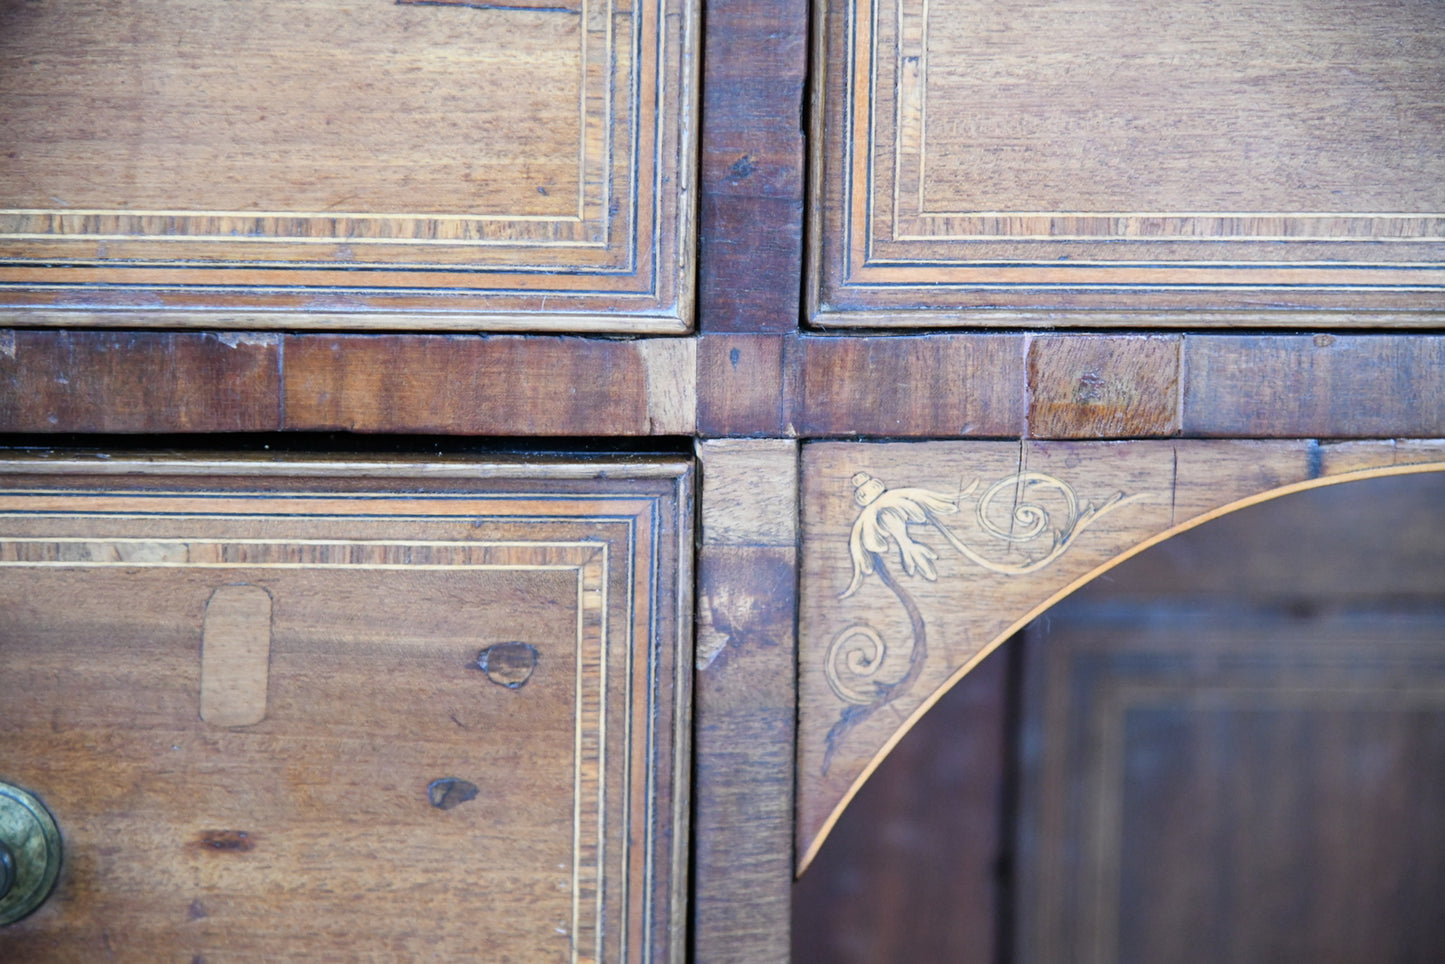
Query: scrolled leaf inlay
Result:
<box><xmin>824</xmin><ymin>469</ymin><xmax>1139</xmax><ymax>769</ymax></box>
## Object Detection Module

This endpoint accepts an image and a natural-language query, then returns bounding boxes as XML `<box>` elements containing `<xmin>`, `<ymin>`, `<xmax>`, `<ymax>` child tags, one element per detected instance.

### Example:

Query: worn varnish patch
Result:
<box><xmin>199</xmin><ymin>585</ymin><xmax>273</xmax><ymax>727</ymax></box>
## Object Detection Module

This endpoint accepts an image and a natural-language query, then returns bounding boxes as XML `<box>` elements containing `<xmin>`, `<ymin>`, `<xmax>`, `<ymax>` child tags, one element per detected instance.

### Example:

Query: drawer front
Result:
<box><xmin>0</xmin><ymin>0</ymin><xmax>696</xmax><ymax>332</ymax></box>
<box><xmin>810</xmin><ymin>0</ymin><xmax>1445</xmax><ymax>324</ymax></box>
<box><xmin>0</xmin><ymin>458</ymin><xmax>691</xmax><ymax>962</ymax></box>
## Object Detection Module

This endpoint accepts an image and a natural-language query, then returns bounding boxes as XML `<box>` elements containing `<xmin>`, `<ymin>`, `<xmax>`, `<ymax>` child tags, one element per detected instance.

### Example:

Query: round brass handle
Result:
<box><xmin>0</xmin><ymin>782</ymin><xmax>61</xmax><ymax>926</ymax></box>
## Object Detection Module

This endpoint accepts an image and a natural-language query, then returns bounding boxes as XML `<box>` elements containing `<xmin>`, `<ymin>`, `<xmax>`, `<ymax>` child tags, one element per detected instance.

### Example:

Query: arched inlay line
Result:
<box><xmin>797</xmin><ymin>439</ymin><xmax>1445</xmax><ymax>875</ymax></box>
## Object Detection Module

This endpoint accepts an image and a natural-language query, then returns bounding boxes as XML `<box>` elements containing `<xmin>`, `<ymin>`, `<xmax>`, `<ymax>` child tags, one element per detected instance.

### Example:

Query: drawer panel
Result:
<box><xmin>0</xmin><ymin>0</ymin><xmax>696</xmax><ymax>332</ymax></box>
<box><xmin>810</xmin><ymin>0</ymin><xmax>1445</xmax><ymax>324</ymax></box>
<box><xmin>0</xmin><ymin>457</ymin><xmax>691</xmax><ymax>961</ymax></box>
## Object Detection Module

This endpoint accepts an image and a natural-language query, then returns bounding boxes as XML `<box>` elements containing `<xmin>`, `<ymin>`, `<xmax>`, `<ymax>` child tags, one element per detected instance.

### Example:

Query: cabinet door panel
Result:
<box><xmin>0</xmin><ymin>0</ymin><xmax>696</xmax><ymax>331</ymax></box>
<box><xmin>0</xmin><ymin>458</ymin><xmax>691</xmax><ymax>962</ymax></box>
<box><xmin>811</xmin><ymin>0</ymin><xmax>1445</xmax><ymax>324</ymax></box>
<box><xmin>1018</xmin><ymin>603</ymin><xmax>1445</xmax><ymax>963</ymax></box>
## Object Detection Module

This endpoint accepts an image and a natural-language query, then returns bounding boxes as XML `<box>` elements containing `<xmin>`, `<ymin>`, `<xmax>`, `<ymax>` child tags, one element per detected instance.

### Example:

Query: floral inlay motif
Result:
<box><xmin>823</xmin><ymin>469</ymin><xmax>1141</xmax><ymax>770</ymax></box>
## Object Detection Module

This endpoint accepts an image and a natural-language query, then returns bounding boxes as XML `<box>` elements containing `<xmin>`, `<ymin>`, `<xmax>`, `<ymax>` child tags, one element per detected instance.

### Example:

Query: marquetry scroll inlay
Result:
<box><xmin>824</xmin><ymin>469</ymin><xmax>1137</xmax><ymax>766</ymax></box>
<box><xmin>797</xmin><ymin>439</ymin><xmax>1445</xmax><ymax>872</ymax></box>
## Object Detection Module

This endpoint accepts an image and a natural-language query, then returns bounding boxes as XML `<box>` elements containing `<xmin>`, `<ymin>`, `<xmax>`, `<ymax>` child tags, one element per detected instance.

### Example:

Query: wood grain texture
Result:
<box><xmin>283</xmin><ymin>334</ymin><xmax>695</xmax><ymax>435</ymax></box>
<box><xmin>0</xmin><ymin>330</ymin><xmax>281</xmax><ymax>433</ymax></box>
<box><xmin>1080</xmin><ymin>468</ymin><xmax>1445</xmax><ymax>604</ymax></box>
<box><xmin>1183</xmin><ymin>334</ymin><xmax>1445</xmax><ymax>438</ymax></box>
<box><xmin>0</xmin><ymin>457</ymin><xmax>692</xmax><ymax>962</ymax></box>
<box><xmin>699</xmin><ymin>439</ymin><xmax>799</xmax><ymax>549</ymax></box>
<box><xmin>810</xmin><ymin>0</ymin><xmax>1445</xmax><ymax>324</ymax></box>
<box><xmin>797</xmin><ymin>438</ymin><xmax>1445</xmax><ymax>871</ymax></box>
<box><xmin>692</xmin><ymin>440</ymin><xmax>797</xmax><ymax>964</ymax></box>
<box><xmin>697</xmin><ymin>334</ymin><xmax>787</xmax><ymax>437</ymax></box>
<box><xmin>1028</xmin><ymin>334</ymin><xmax>1181</xmax><ymax>439</ymax></box>
<box><xmin>696</xmin><ymin>0</ymin><xmax>808</xmax><ymax>333</ymax></box>
<box><xmin>10</xmin><ymin>329</ymin><xmax>1445</xmax><ymax>441</ymax></box>
<box><xmin>0</xmin><ymin>0</ymin><xmax>697</xmax><ymax>331</ymax></box>
<box><xmin>792</xmin><ymin>334</ymin><xmax>1026</xmax><ymax>437</ymax></box>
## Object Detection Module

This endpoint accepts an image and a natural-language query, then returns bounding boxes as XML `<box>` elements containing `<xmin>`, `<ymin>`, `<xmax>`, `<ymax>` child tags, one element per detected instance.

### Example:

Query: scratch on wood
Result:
<box><xmin>0</xmin><ymin>330</ymin><xmax>15</xmax><ymax>360</ymax></box>
<box><xmin>196</xmin><ymin>830</ymin><xmax>253</xmax><ymax>852</ymax></box>
<box><xmin>1170</xmin><ymin>446</ymin><xmax>1178</xmax><ymax>528</ymax></box>
<box><xmin>1010</xmin><ymin>440</ymin><xmax>1027</xmax><ymax>542</ymax></box>
<box><xmin>397</xmin><ymin>0</ymin><xmax>578</xmax><ymax>12</ymax></box>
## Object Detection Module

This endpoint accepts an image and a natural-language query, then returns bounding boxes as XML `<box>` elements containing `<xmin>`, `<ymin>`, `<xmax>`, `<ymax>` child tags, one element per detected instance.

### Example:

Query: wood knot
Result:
<box><xmin>427</xmin><ymin>778</ymin><xmax>480</xmax><ymax>811</ymax></box>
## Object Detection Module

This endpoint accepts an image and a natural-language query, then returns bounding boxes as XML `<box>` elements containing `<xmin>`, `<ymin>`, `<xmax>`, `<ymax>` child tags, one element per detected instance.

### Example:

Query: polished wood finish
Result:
<box><xmin>810</xmin><ymin>0</ymin><xmax>1445</xmax><ymax>324</ymax></box>
<box><xmin>796</xmin><ymin>471</ymin><xmax>1445</xmax><ymax>961</ymax></box>
<box><xmin>5</xmin><ymin>329</ymin><xmax>1445</xmax><ymax>442</ymax></box>
<box><xmin>797</xmin><ymin>438</ymin><xmax>1445</xmax><ymax>869</ymax></box>
<box><xmin>1183</xmin><ymin>334</ymin><xmax>1445</xmax><ymax>437</ymax></box>
<box><xmin>0</xmin><ymin>457</ymin><xmax>692</xmax><ymax>962</ymax></box>
<box><xmin>790</xmin><ymin>334</ymin><xmax>1026</xmax><ymax>437</ymax></box>
<box><xmin>1020</xmin><ymin>603</ymin><xmax>1445</xmax><ymax>963</ymax></box>
<box><xmin>0</xmin><ymin>330</ymin><xmax>700</xmax><ymax>438</ymax></box>
<box><xmin>696</xmin><ymin>334</ymin><xmax>788</xmax><ymax>437</ymax></box>
<box><xmin>0</xmin><ymin>330</ymin><xmax>281</xmax><ymax>433</ymax></box>
<box><xmin>1084</xmin><ymin>468</ymin><xmax>1445</xmax><ymax>603</ymax></box>
<box><xmin>3</xmin><ymin>0</ymin><xmax>1445</xmax><ymax>958</ymax></box>
<box><xmin>697</xmin><ymin>0</ymin><xmax>808</xmax><ymax>334</ymax></box>
<box><xmin>284</xmin><ymin>334</ymin><xmax>696</xmax><ymax>436</ymax></box>
<box><xmin>692</xmin><ymin>440</ymin><xmax>799</xmax><ymax>964</ymax></box>
<box><xmin>0</xmin><ymin>0</ymin><xmax>697</xmax><ymax>331</ymax></box>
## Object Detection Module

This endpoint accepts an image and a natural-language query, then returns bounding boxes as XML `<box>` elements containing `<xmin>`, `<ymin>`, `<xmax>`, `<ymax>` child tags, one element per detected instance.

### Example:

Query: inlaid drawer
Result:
<box><xmin>810</xmin><ymin>0</ymin><xmax>1445</xmax><ymax>324</ymax></box>
<box><xmin>0</xmin><ymin>0</ymin><xmax>697</xmax><ymax>332</ymax></box>
<box><xmin>0</xmin><ymin>456</ymin><xmax>691</xmax><ymax>961</ymax></box>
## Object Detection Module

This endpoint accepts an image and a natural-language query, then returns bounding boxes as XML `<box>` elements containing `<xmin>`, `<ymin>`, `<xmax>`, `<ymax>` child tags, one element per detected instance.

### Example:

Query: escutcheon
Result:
<box><xmin>0</xmin><ymin>781</ymin><xmax>61</xmax><ymax>925</ymax></box>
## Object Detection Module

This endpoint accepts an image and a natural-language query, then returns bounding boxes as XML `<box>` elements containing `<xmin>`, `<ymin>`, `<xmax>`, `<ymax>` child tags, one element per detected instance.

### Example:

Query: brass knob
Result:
<box><xmin>0</xmin><ymin>782</ymin><xmax>61</xmax><ymax>926</ymax></box>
